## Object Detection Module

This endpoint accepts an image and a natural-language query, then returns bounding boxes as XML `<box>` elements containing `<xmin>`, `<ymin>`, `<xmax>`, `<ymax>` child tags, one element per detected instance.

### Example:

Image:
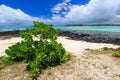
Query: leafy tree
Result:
<box><xmin>5</xmin><ymin>22</ymin><xmax>70</xmax><ymax>79</ymax></box>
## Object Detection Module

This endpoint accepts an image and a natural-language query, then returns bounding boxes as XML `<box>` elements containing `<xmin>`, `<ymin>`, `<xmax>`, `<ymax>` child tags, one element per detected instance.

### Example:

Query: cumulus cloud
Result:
<box><xmin>0</xmin><ymin>4</ymin><xmax>41</xmax><ymax>26</ymax></box>
<box><xmin>51</xmin><ymin>0</ymin><xmax>71</xmax><ymax>14</ymax></box>
<box><xmin>51</xmin><ymin>0</ymin><xmax>120</xmax><ymax>24</ymax></box>
<box><xmin>0</xmin><ymin>0</ymin><xmax>120</xmax><ymax>26</ymax></box>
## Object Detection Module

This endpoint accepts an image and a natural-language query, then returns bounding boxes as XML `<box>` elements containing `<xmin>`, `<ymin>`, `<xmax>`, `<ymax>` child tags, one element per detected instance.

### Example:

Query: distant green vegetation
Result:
<box><xmin>65</xmin><ymin>24</ymin><xmax>120</xmax><ymax>26</ymax></box>
<box><xmin>5</xmin><ymin>22</ymin><xmax>70</xmax><ymax>79</ymax></box>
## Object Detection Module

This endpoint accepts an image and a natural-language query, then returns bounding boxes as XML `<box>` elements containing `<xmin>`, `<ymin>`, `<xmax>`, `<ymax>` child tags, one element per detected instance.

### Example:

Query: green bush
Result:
<box><xmin>113</xmin><ymin>50</ymin><xmax>120</xmax><ymax>57</ymax></box>
<box><xmin>5</xmin><ymin>41</ymin><xmax>35</xmax><ymax>62</ymax></box>
<box><xmin>5</xmin><ymin>22</ymin><xmax>70</xmax><ymax>79</ymax></box>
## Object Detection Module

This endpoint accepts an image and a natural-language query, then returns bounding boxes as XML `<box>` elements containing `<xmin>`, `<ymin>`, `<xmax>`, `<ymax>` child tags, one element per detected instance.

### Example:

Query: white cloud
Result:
<box><xmin>0</xmin><ymin>4</ymin><xmax>58</xmax><ymax>26</ymax></box>
<box><xmin>1</xmin><ymin>0</ymin><xmax>120</xmax><ymax>26</ymax></box>
<box><xmin>51</xmin><ymin>0</ymin><xmax>120</xmax><ymax>24</ymax></box>
<box><xmin>0</xmin><ymin>4</ymin><xmax>41</xmax><ymax>26</ymax></box>
<box><xmin>51</xmin><ymin>0</ymin><xmax>71</xmax><ymax>14</ymax></box>
<box><xmin>64</xmin><ymin>0</ymin><xmax>71</xmax><ymax>3</ymax></box>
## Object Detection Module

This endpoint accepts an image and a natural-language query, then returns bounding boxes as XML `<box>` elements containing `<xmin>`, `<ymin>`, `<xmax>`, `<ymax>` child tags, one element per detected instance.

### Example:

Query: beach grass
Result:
<box><xmin>0</xmin><ymin>56</ymin><xmax>19</xmax><ymax>70</ymax></box>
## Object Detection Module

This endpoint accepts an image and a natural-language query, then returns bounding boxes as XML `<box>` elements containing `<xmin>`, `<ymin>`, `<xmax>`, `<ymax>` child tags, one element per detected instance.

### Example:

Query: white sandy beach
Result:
<box><xmin>0</xmin><ymin>36</ymin><xmax>119</xmax><ymax>56</ymax></box>
<box><xmin>0</xmin><ymin>36</ymin><xmax>120</xmax><ymax>80</ymax></box>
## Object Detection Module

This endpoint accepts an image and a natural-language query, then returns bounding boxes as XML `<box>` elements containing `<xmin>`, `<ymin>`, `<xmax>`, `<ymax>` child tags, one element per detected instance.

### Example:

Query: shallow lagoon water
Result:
<box><xmin>55</xmin><ymin>26</ymin><xmax>120</xmax><ymax>33</ymax></box>
<box><xmin>55</xmin><ymin>26</ymin><xmax>120</xmax><ymax>38</ymax></box>
<box><xmin>0</xmin><ymin>25</ymin><xmax>120</xmax><ymax>38</ymax></box>
<box><xmin>0</xmin><ymin>25</ymin><xmax>120</xmax><ymax>32</ymax></box>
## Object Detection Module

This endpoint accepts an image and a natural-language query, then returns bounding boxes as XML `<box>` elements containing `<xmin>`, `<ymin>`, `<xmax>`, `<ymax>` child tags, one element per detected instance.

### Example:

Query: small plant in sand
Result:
<box><xmin>113</xmin><ymin>50</ymin><xmax>120</xmax><ymax>57</ymax></box>
<box><xmin>102</xmin><ymin>47</ymin><xmax>115</xmax><ymax>51</ymax></box>
<box><xmin>5</xmin><ymin>22</ymin><xmax>70</xmax><ymax>79</ymax></box>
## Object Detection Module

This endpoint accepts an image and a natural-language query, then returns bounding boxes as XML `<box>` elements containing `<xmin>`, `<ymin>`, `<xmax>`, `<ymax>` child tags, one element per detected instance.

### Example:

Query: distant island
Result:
<box><xmin>65</xmin><ymin>24</ymin><xmax>120</xmax><ymax>26</ymax></box>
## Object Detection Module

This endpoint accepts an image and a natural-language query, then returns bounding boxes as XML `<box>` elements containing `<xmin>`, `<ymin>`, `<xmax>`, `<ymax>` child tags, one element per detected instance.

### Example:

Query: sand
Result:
<box><xmin>57</xmin><ymin>37</ymin><xmax>119</xmax><ymax>55</ymax></box>
<box><xmin>0</xmin><ymin>36</ymin><xmax>120</xmax><ymax>80</ymax></box>
<box><xmin>0</xmin><ymin>37</ymin><xmax>23</xmax><ymax>56</ymax></box>
<box><xmin>0</xmin><ymin>47</ymin><xmax>120</xmax><ymax>80</ymax></box>
<box><xmin>0</xmin><ymin>36</ymin><xmax>119</xmax><ymax>56</ymax></box>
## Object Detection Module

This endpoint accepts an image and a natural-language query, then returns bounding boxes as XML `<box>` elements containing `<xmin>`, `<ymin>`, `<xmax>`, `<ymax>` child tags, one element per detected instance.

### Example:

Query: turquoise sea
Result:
<box><xmin>1</xmin><ymin>25</ymin><xmax>120</xmax><ymax>38</ymax></box>
<box><xmin>55</xmin><ymin>26</ymin><xmax>120</xmax><ymax>33</ymax></box>
<box><xmin>55</xmin><ymin>26</ymin><xmax>120</xmax><ymax>38</ymax></box>
<box><xmin>0</xmin><ymin>25</ymin><xmax>120</xmax><ymax>33</ymax></box>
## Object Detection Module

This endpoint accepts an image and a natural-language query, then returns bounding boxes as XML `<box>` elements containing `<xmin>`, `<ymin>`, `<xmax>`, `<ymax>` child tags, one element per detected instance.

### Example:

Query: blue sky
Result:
<box><xmin>0</xmin><ymin>0</ymin><xmax>62</xmax><ymax>17</ymax></box>
<box><xmin>0</xmin><ymin>0</ymin><xmax>89</xmax><ymax>17</ymax></box>
<box><xmin>0</xmin><ymin>0</ymin><xmax>120</xmax><ymax>26</ymax></box>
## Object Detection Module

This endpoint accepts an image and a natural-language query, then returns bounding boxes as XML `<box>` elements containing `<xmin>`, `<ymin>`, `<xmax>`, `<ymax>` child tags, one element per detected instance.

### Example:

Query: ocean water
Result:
<box><xmin>0</xmin><ymin>25</ymin><xmax>120</xmax><ymax>33</ymax></box>
<box><xmin>55</xmin><ymin>26</ymin><xmax>120</xmax><ymax>33</ymax></box>
<box><xmin>54</xmin><ymin>26</ymin><xmax>120</xmax><ymax>38</ymax></box>
<box><xmin>0</xmin><ymin>26</ymin><xmax>34</xmax><ymax>32</ymax></box>
<box><xmin>1</xmin><ymin>25</ymin><xmax>120</xmax><ymax>38</ymax></box>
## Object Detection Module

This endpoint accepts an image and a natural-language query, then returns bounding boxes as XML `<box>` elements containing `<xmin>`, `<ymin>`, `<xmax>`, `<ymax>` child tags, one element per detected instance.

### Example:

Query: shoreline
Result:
<box><xmin>59</xmin><ymin>30</ymin><xmax>120</xmax><ymax>45</ymax></box>
<box><xmin>0</xmin><ymin>30</ymin><xmax>120</xmax><ymax>45</ymax></box>
<box><xmin>0</xmin><ymin>36</ymin><xmax>119</xmax><ymax>57</ymax></box>
<box><xmin>0</xmin><ymin>30</ymin><xmax>120</xmax><ymax>56</ymax></box>
<box><xmin>0</xmin><ymin>30</ymin><xmax>21</xmax><ymax>40</ymax></box>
